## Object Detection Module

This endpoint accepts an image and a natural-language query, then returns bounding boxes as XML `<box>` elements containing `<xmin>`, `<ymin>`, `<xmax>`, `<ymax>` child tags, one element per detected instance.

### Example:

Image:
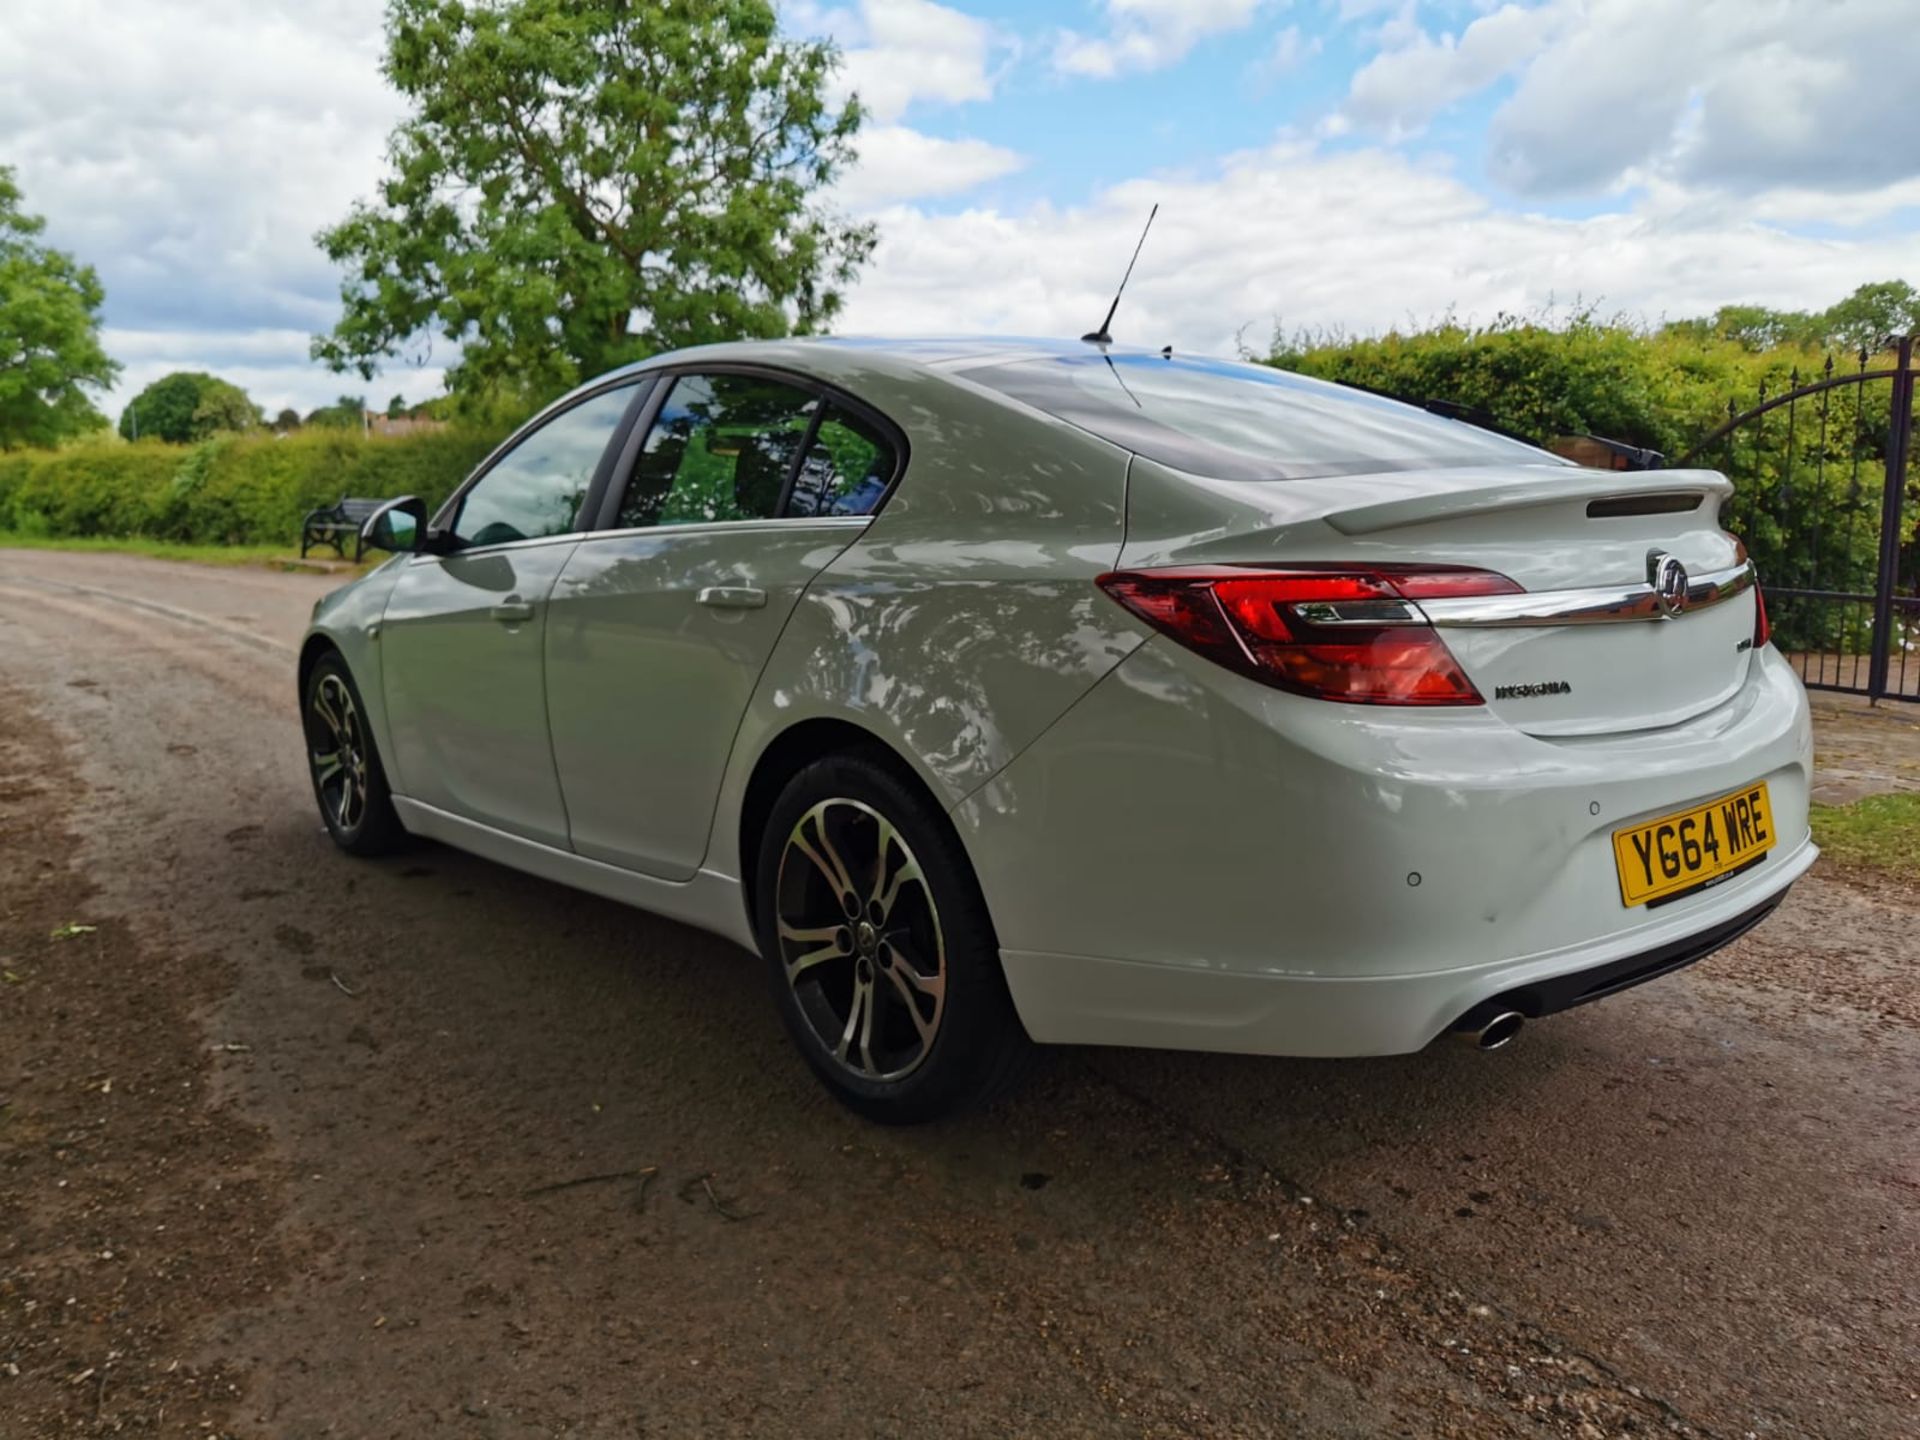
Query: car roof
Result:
<box><xmin>584</xmin><ymin>335</ymin><xmax>1558</xmax><ymax>482</ymax></box>
<box><xmin>798</xmin><ymin>336</ymin><xmax>1119</xmax><ymax>368</ymax></box>
<box><xmin>619</xmin><ymin>334</ymin><xmax>1170</xmax><ymax>378</ymax></box>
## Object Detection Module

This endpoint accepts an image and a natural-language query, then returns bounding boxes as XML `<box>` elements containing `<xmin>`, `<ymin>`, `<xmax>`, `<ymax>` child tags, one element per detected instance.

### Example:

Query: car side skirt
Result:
<box><xmin>392</xmin><ymin>798</ymin><xmax>757</xmax><ymax>952</ymax></box>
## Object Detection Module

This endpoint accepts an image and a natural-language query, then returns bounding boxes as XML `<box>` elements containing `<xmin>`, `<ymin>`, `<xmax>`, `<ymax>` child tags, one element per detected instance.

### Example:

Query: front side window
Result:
<box><xmin>451</xmin><ymin>385</ymin><xmax>637</xmax><ymax>548</ymax></box>
<box><xmin>787</xmin><ymin>407</ymin><xmax>897</xmax><ymax>518</ymax></box>
<box><xmin>620</xmin><ymin>373</ymin><xmax>819</xmax><ymax>529</ymax></box>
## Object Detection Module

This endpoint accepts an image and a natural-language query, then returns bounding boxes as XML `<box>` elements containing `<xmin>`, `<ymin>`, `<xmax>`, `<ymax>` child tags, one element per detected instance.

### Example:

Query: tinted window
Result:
<box><xmin>621</xmin><ymin>374</ymin><xmax>818</xmax><ymax>528</ymax></box>
<box><xmin>787</xmin><ymin>406</ymin><xmax>897</xmax><ymax>518</ymax></box>
<box><xmin>967</xmin><ymin>353</ymin><xmax>1562</xmax><ymax>482</ymax></box>
<box><xmin>452</xmin><ymin>385</ymin><xmax>635</xmax><ymax>547</ymax></box>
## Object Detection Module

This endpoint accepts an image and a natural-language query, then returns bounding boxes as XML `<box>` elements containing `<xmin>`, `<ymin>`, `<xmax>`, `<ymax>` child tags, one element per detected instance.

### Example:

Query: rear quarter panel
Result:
<box><xmin>706</xmin><ymin>361</ymin><xmax>1143</xmax><ymax>880</ymax></box>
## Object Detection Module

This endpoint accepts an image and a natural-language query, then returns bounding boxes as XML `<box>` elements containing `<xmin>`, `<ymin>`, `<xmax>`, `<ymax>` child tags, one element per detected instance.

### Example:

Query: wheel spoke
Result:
<box><xmin>779</xmin><ymin>920</ymin><xmax>842</xmax><ymax>947</ymax></box>
<box><xmin>312</xmin><ymin>684</ymin><xmax>344</xmax><ymax>739</ymax></box>
<box><xmin>312</xmin><ymin>750</ymin><xmax>344</xmax><ymax>785</ymax></box>
<box><xmin>867</xmin><ymin>817</ymin><xmax>898</xmax><ymax>909</ymax></box>
<box><xmin>885</xmin><ymin>963</ymin><xmax>937</xmax><ymax>1047</ymax></box>
<box><xmin>834</xmin><ymin>978</ymin><xmax>872</xmax><ymax>1070</ymax></box>
<box><xmin>791</xmin><ymin>811</ymin><xmax>856</xmax><ymax>903</ymax></box>
<box><xmin>886</xmin><ymin>949</ymin><xmax>945</xmax><ymax>1002</ymax></box>
<box><xmin>857</xmin><ymin>976</ymin><xmax>878</xmax><ymax>1073</ymax></box>
<box><xmin>874</xmin><ymin>855</ymin><xmax>925</xmax><ymax>925</ymax></box>
<box><xmin>778</xmin><ymin>921</ymin><xmax>844</xmax><ymax>983</ymax></box>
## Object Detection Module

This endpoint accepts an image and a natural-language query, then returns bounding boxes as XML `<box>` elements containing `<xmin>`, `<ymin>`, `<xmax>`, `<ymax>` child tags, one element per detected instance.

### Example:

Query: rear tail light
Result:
<box><xmin>1096</xmin><ymin>565</ymin><xmax>1521</xmax><ymax>706</ymax></box>
<box><xmin>1730</xmin><ymin>536</ymin><xmax>1769</xmax><ymax>648</ymax></box>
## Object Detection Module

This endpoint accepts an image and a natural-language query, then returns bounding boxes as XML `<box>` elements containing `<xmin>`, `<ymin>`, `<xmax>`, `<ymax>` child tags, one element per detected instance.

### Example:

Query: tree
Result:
<box><xmin>0</xmin><ymin>167</ymin><xmax>118</xmax><ymax>449</ymax></box>
<box><xmin>272</xmin><ymin>407</ymin><xmax>303</xmax><ymax>432</ymax></box>
<box><xmin>312</xmin><ymin>0</ymin><xmax>873</xmax><ymax>403</ymax></box>
<box><xmin>190</xmin><ymin>380</ymin><xmax>263</xmax><ymax>436</ymax></box>
<box><xmin>1699</xmin><ymin>304</ymin><xmax>1821</xmax><ymax>352</ymax></box>
<box><xmin>118</xmin><ymin>371</ymin><xmax>260</xmax><ymax>443</ymax></box>
<box><xmin>305</xmin><ymin>394</ymin><xmax>368</xmax><ymax>430</ymax></box>
<box><xmin>387</xmin><ymin>393</ymin><xmax>409</xmax><ymax>418</ymax></box>
<box><xmin>1660</xmin><ymin>281</ymin><xmax>1920</xmax><ymax>356</ymax></box>
<box><xmin>1820</xmin><ymin>280</ymin><xmax>1920</xmax><ymax>353</ymax></box>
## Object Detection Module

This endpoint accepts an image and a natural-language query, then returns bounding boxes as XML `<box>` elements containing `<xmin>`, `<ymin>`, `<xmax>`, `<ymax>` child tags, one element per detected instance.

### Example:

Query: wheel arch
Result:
<box><xmin>297</xmin><ymin>631</ymin><xmax>341</xmax><ymax>701</ymax></box>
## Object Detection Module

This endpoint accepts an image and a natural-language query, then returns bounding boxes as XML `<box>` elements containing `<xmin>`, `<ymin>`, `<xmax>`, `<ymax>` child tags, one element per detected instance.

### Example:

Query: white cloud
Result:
<box><xmin>836</xmin><ymin>126</ymin><xmax>1025</xmax><ymax>208</ymax></box>
<box><xmin>1334</xmin><ymin>0</ymin><xmax>1405</xmax><ymax>18</ymax></box>
<box><xmin>1338</xmin><ymin>0</ymin><xmax>1920</xmax><ymax>202</ymax></box>
<box><xmin>1342</xmin><ymin>2</ymin><xmax>1566</xmax><ymax>139</ymax></box>
<box><xmin>101</xmin><ymin>329</ymin><xmax>448</xmax><ymax>421</ymax></box>
<box><xmin>839</xmin><ymin>140</ymin><xmax>1918</xmax><ymax>354</ymax></box>
<box><xmin>0</xmin><ymin>0</ymin><xmax>1020</xmax><ymax>417</ymax></box>
<box><xmin>798</xmin><ymin>0</ymin><xmax>1022</xmax><ymax>208</ymax></box>
<box><xmin>1256</xmin><ymin>24</ymin><xmax>1321</xmax><ymax>82</ymax></box>
<box><xmin>803</xmin><ymin>0</ymin><xmax>1006</xmax><ymax>122</ymax></box>
<box><xmin>1055</xmin><ymin>0</ymin><xmax>1276</xmax><ymax>79</ymax></box>
<box><xmin>0</xmin><ymin>0</ymin><xmax>411</xmax><ymax>416</ymax></box>
<box><xmin>1494</xmin><ymin>0</ymin><xmax>1920</xmax><ymax>197</ymax></box>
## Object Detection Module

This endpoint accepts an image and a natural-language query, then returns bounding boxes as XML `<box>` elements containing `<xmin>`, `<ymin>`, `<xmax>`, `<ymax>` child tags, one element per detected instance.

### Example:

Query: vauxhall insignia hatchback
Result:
<box><xmin>300</xmin><ymin>338</ymin><xmax>1814</xmax><ymax>1121</ymax></box>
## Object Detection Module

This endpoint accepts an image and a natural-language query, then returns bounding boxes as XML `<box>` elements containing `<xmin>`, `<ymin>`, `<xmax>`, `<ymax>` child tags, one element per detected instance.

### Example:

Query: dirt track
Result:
<box><xmin>1</xmin><ymin>548</ymin><xmax>1916</xmax><ymax>1438</ymax></box>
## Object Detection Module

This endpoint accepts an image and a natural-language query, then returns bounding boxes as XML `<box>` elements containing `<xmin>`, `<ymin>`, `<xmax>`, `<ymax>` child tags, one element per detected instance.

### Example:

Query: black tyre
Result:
<box><xmin>755</xmin><ymin>749</ymin><xmax>1032</xmax><ymax>1123</ymax></box>
<box><xmin>302</xmin><ymin>651</ymin><xmax>406</xmax><ymax>857</ymax></box>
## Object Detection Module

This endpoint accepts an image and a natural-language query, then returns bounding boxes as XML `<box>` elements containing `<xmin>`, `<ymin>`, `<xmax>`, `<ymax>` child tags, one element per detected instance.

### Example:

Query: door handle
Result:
<box><xmin>490</xmin><ymin>600</ymin><xmax>535</xmax><ymax>623</ymax></box>
<box><xmin>696</xmin><ymin>586</ymin><xmax>768</xmax><ymax>611</ymax></box>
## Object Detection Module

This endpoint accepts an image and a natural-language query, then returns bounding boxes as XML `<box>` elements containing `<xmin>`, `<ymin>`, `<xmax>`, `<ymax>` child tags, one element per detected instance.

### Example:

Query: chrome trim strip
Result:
<box><xmin>1416</xmin><ymin>561</ymin><xmax>1755</xmax><ymax>629</ymax></box>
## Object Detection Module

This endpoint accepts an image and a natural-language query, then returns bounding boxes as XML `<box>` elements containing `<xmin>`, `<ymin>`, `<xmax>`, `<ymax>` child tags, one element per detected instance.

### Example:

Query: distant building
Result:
<box><xmin>365</xmin><ymin>412</ymin><xmax>449</xmax><ymax>438</ymax></box>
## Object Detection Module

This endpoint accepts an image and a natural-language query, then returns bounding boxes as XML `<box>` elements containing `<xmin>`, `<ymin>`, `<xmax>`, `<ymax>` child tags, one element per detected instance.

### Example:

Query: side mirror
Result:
<box><xmin>360</xmin><ymin>495</ymin><xmax>428</xmax><ymax>555</ymax></box>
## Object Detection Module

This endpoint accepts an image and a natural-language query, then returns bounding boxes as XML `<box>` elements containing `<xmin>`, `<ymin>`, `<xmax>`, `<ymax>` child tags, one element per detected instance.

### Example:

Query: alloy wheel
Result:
<box><xmin>307</xmin><ymin>673</ymin><xmax>369</xmax><ymax>833</ymax></box>
<box><xmin>775</xmin><ymin>797</ymin><xmax>948</xmax><ymax>1082</ymax></box>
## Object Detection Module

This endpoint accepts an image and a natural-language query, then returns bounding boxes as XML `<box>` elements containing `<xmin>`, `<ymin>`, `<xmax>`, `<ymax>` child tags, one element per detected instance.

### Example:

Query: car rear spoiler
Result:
<box><xmin>1326</xmin><ymin>468</ymin><xmax>1733</xmax><ymax>537</ymax></box>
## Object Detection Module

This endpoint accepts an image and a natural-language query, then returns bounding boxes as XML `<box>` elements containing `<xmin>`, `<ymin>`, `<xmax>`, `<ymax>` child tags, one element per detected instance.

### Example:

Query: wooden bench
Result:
<box><xmin>300</xmin><ymin>497</ymin><xmax>387</xmax><ymax>561</ymax></box>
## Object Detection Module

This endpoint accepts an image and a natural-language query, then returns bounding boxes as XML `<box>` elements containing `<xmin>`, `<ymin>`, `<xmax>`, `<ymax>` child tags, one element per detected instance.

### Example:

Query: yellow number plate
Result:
<box><xmin>1612</xmin><ymin>782</ymin><xmax>1775</xmax><ymax>908</ymax></box>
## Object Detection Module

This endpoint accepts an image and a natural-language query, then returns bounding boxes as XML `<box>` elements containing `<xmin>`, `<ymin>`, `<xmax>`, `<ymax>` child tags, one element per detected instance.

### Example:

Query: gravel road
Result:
<box><xmin>1</xmin><ymin>548</ymin><xmax>1915</xmax><ymax>1438</ymax></box>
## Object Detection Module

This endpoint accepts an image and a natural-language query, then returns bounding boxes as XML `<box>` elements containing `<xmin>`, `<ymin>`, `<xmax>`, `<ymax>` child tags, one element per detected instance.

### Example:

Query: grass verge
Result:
<box><xmin>0</xmin><ymin>531</ymin><xmax>349</xmax><ymax>571</ymax></box>
<box><xmin>1810</xmin><ymin>792</ymin><xmax>1920</xmax><ymax>879</ymax></box>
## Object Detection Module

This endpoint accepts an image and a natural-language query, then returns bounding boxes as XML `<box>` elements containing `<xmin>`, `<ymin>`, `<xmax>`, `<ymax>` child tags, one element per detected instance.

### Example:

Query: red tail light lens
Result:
<box><xmin>1096</xmin><ymin>565</ymin><xmax>1520</xmax><ymax>706</ymax></box>
<box><xmin>1729</xmin><ymin>536</ymin><xmax>1770</xmax><ymax>648</ymax></box>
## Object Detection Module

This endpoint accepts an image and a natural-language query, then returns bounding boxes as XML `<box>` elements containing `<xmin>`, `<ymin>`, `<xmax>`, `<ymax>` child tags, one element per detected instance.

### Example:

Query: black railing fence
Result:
<box><xmin>1680</xmin><ymin>335</ymin><xmax>1920</xmax><ymax>702</ymax></box>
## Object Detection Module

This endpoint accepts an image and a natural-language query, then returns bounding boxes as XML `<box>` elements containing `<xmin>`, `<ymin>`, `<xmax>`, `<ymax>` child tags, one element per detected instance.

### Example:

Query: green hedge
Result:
<box><xmin>1264</xmin><ymin>315</ymin><xmax>1827</xmax><ymax>460</ymax></box>
<box><xmin>0</xmin><ymin>426</ymin><xmax>505</xmax><ymax>546</ymax></box>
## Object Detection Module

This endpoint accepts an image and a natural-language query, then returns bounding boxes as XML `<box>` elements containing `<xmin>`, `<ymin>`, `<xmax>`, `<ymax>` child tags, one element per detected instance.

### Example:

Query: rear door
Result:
<box><xmin>544</xmin><ymin>370</ymin><xmax>901</xmax><ymax>879</ymax></box>
<box><xmin>381</xmin><ymin>381</ymin><xmax>645</xmax><ymax>846</ymax></box>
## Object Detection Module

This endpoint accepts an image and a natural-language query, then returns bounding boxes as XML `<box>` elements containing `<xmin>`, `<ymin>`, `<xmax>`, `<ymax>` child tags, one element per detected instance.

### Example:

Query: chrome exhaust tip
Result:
<box><xmin>1457</xmin><ymin>1010</ymin><xmax>1525</xmax><ymax>1052</ymax></box>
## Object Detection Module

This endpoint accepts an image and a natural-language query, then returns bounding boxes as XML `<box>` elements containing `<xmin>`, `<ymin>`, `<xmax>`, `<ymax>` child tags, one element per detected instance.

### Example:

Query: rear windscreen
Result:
<box><xmin>965</xmin><ymin>352</ymin><xmax>1563</xmax><ymax>481</ymax></box>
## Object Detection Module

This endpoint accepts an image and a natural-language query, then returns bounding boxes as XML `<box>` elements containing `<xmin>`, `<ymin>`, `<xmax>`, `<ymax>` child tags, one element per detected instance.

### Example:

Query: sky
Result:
<box><xmin>3</xmin><ymin>0</ymin><xmax>1917</xmax><ymax>423</ymax></box>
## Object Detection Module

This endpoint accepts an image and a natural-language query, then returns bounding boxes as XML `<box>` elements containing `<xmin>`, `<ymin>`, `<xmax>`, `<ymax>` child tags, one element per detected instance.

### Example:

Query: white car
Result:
<box><xmin>301</xmin><ymin>338</ymin><xmax>1815</xmax><ymax>1121</ymax></box>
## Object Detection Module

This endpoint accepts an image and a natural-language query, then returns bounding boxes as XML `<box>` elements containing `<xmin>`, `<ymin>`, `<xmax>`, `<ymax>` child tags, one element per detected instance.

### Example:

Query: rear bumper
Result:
<box><xmin>1449</xmin><ymin>886</ymin><xmax>1789</xmax><ymax>1030</ymax></box>
<box><xmin>958</xmin><ymin>640</ymin><xmax>1815</xmax><ymax>1058</ymax></box>
<box><xmin>997</xmin><ymin>840</ymin><xmax>1810</xmax><ymax>1057</ymax></box>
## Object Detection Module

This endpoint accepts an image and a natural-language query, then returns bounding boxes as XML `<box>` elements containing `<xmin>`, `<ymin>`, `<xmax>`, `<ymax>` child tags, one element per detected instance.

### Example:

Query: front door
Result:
<box><xmin>544</xmin><ymin>371</ymin><xmax>902</xmax><ymax>879</ymax></box>
<box><xmin>380</xmin><ymin>382</ymin><xmax>642</xmax><ymax>846</ymax></box>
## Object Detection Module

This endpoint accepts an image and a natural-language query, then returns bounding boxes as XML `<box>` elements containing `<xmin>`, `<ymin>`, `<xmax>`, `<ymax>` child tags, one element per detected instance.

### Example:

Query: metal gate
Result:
<box><xmin>1680</xmin><ymin>335</ymin><xmax>1920</xmax><ymax>702</ymax></box>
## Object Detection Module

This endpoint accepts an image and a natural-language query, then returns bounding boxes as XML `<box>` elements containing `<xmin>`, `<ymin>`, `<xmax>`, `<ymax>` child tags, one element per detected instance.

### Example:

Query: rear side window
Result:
<box><xmin>787</xmin><ymin>406</ymin><xmax>897</xmax><ymax>518</ymax></box>
<box><xmin>965</xmin><ymin>353</ymin><xmax>1562</xmax><ymax>482</ymax></box>
<box><xmin>620</xmin><ymin>373</ymin><xmax>818</xmax><ymax>528</ymax></box>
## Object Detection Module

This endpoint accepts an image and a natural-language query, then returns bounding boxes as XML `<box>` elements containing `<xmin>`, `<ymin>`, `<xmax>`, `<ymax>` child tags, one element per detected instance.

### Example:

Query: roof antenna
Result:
<box><xmin>1081</xmin><ymin>203</ymin><xmax>1158</xmax><ymax>347</ymax></box>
